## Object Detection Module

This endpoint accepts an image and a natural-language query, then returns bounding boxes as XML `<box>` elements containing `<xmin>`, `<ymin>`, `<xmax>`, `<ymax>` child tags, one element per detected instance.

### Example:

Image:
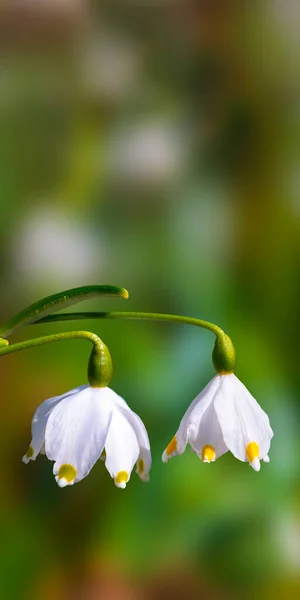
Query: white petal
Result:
<box><xmin>22</xmin><ymin>385</ymin><xmax>88</xmax><ymax>463</ymax></box>
<box><xmin>120</xmin><ymin>408</ymin><xmax>151</xmax><ymax>482</ymax></box>
<box><xmin>105</xmin><ymin>388</ymin><xmax>152</xmax><ymax>481</ymax></box>
<box><xmin>214</xmin><ymin>374</ymin><xmax>274</xmax><ymax>467</ymax></box>
<box><xmin>104</xmin><ymin>407</ymin><xmax>140</xmax><ymax>488</ymax></box>
<box><xmin>104</xmin><ymin>387</ymin><xmax>129</xmax><ymax>410</ymax></box>
<box><xmin>188</xmin><ymin>401</ymin><xmax>228</xmax><ymax>462</ymax></box>
<box><xmin>45</xmin><ymin>387</ymin><xmax>112</xmax><ymax>486</ymax></box>
<box><xmin>162</xmin><ymin>375</ymin><xmax>222</xmax><ymax>463</ymax></box>
<box><xmin>127</xmin><ymin>411</ymin><xmax>151</xmax><ymax>482</ymax></box>
<box><xmin>109</xmin><ymin>390</ymin><xmax>151</xmax><ymax>479</ymax></box>
<box><xmin>250</xmin><ymin>457</ymin><xmax>261</xmax><ymax>472</ymax></box>
<box><xmin>230</xmin><ymin>375</ymin><xmax>273</xmax><ymax>428</ymax></box>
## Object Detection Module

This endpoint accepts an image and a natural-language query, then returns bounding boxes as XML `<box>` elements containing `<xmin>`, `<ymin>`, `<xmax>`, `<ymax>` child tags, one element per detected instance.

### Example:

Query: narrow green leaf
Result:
<box><xmin>0</xmin><ymin>285</ymin><xmax>129</xmax><ymax>338</ymax></box>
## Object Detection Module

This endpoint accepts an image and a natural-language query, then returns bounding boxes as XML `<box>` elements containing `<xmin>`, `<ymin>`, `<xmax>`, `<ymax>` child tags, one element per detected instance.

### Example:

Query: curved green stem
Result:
<box><xmin>0</xmin><ymin>329</ymin><xmax>113</xmax><ymax>386</ymax></box>
<box><xmin>33</xmin><ymin>311</ymin><xmax>236</xmax><ymax>373</ymax></box>
<box><xmin>34</xmin><ymin>311</ymin><xmax>224</xmax><ymax>337</ymax></box>
<box><xmin>0</xmin><ymin>330</ymin><xmax>102</xmax><ymax>357</ymax></box>
<box><xmin>0</xmin><ymin>311</ymin><xmax>236</xmax><ymax>376</ymax></box>
<box><xmin>0</xmin><ymin>285</ymin><xmax>129</xmax><ymax>338</ymax></box>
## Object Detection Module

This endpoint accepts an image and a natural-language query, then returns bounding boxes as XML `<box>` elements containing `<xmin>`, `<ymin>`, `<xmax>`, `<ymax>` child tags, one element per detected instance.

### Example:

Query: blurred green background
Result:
<box><xmin>0</xmin><ymin>1</ymin><xmax>299</xmax><ymax>599</ymax></box>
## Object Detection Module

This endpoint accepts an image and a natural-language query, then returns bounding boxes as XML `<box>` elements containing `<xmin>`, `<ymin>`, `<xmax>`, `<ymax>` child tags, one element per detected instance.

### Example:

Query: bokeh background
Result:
<box><xmin>0</xmin><ymin>1</ymin><xmax>299</xmax><ymax>599</ymax></box>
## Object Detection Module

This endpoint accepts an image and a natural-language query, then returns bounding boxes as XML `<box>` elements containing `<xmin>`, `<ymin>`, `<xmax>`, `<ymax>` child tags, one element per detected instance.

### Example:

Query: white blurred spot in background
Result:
<box><xmin>11</xmin><ymin>204</ymin><xmax>105</xmax><ymax>295</ymax></box>
<box><xmin>108</xmin><ymin>120</ymin><xmax>187</xmax><ymax>186</ymax></box>
<box><xmin>276</xmin><ymin>512</ymin><xmax>300</xmax><ymax>573</ymax></box>
<box><xmin>80</xmin><ymin>32</ymin><xmax>141</xmax><ymax>102</ymax></box>
<box><xmin>273</xmin><ymin>0</ymin><xmax>300</xmax><ymax>39</ymax></box>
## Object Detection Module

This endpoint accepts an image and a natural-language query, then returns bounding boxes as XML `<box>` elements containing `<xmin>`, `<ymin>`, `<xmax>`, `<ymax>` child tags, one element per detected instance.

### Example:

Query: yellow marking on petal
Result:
<box><xmin>137</xmin><ymin>459</ymin><xmax>145</xmax><ymax>476</ymax></box>
<box><xmin>25</xmin><ymin>445</ymin><xmax>34</xmax><ymax>460</ymax></box>
<box><xmin>202</xmin><ymin>444</ymin><xmax>216</xmax><ymax>462</ymax></box>
<box><xmin>165</xmin><ymin>436</ymin><xmax>177</xmax><ymax>456</ymax></box>
<box><xmin>246</xmin><ymin>442</ymin><xmax>259</xmax><ymax>463</ymax></box>
<box><xmin>115</xmin><ymin>471</ymin><xmax>129</xmax><ymax>485</ymax></box>
<box><xmin>58</xmin><ymin>464</ymin><xmax>77</xmax><ymax>483</ymax></box>
<box><xmin>100</xmin><ymin>449</ymin><xmax>106</xmax><ymax>461</ymax></box>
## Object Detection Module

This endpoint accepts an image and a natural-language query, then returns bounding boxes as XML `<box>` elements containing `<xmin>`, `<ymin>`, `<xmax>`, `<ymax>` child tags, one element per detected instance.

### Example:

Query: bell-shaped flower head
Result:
<box><xmin>163</xmin><ymin>334</ymin><xmax>273</xmax><ymax>471</ymax></box>
<box><xmin>23</xmin><ymin>385</ymin><xmax>151</xmax><ymax>488</ymax></box>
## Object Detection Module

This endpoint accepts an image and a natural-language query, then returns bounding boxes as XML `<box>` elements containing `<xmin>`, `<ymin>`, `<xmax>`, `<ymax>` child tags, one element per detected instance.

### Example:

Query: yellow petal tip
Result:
<box><xmin>22</xmin><ymin>445</ymin><xmax>34</xmax><ymax>463</ymax></box>
<box><xmin>57</xmin><ymin>464</ymin><xmax>77</xmax><ymax>485</ymax></box>
<box><xmin>163</xmin><ymin>436</ymin><xmax>177</xmax><ymax>462</ymax></box>
<box><xmin>137</xmin><ymin>459</ymin><xmax>145</xmax><ymax>475</ymax></box>
<box><xmin>246</xmin><ymin>442</ymin><xmax>259</xmax><ymax>463</ymax></box>
<box><xmin>201</xmin><ymin>444</ymin><xmax>216</xmax><ymax>463</ymax></box>
<box><xmin>115</xmin><ymin>471</ymin><xmax>129</xmax><ymax>489</ymax></box>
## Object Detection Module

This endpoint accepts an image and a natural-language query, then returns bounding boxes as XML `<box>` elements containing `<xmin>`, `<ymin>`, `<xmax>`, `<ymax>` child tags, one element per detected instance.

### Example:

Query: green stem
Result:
<box><xmin>0</xmin><ymin>312</ymin><xmax>235</xmax><ymax>376</ymax></box>
<box><xmin>0</xmin><ymin>329</ymin><xmax>113</xmax><ymax>386</ymax></box>
<box><xmin>34</xmin><ymin>311</ymin><xmax>224</xmax><ymax>337</ymax></box>
<box><xmin>0</xmin><ymin>330</ymin><xmax>102</xmax><ymax>357</ymax></box>
<box><xmin>34</xmin><ymin>311</ymin><xmax>236</xmax><ymax>373</ymax></box>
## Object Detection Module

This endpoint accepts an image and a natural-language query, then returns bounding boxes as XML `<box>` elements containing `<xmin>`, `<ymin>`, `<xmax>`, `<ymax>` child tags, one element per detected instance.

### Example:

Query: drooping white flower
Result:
<box><xmin>23</xmin><ymin>385</ymin><xmax>151</xmax><ymax>489</ymax></box>
<box><xmin>162</xmin><ymin>374</ymin><xmax>273</xmax><ymax>472</ymax></box>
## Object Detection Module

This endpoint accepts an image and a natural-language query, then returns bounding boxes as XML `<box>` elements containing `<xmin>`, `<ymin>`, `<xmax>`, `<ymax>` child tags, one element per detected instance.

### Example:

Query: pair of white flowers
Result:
<box><xmin>23</xmin><ymin>373</ymin><xmax>273</xmax><ymax>488</ymax></box>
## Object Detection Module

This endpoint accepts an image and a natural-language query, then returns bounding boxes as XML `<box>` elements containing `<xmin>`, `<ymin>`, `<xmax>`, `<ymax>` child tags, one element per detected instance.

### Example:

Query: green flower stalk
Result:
<box><xmin>0</xmin><ymin>330</ymin><xmax>112</xmax><ymax>387</ymax></box>
<box><xmin>35</xmin><ymin>309</ymin><xmax>235</xmax><ymax>373</ymax></box>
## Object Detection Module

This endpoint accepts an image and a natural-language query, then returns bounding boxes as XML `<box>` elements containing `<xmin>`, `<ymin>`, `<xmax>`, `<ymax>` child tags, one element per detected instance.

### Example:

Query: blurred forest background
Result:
<box><xmin>0</xmin><ymin>1</ymin><xmax>299</xmax><ymax>599</ymax></box>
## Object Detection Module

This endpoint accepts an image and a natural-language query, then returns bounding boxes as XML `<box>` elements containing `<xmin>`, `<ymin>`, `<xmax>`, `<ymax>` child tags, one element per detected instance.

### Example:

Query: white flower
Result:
<box><xmin>12</xmin><ymin>205</ymin><xmax>104</xmax><ymax>292</ymax></box>
<box><xmin>162</xmin><ymin>374</ymin><xmax>273</xmax><ymax>472</ymax></box>
<box><xmin>23</xmin><ymin>385</ymin><xmax>151</xmax><ymax>489</ymax></box>
<box><xmin>108</xmin><ymin>120</ymin><xmax>185</xmax><ymax>186</ymax></box>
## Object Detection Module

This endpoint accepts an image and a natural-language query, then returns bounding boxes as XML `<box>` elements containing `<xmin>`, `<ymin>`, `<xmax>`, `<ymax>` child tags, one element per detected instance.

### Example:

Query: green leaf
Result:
<box><xmin>0</xmin><ymin>285</ymin><xmax>129</xmax><ymax>338</ymax></box>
